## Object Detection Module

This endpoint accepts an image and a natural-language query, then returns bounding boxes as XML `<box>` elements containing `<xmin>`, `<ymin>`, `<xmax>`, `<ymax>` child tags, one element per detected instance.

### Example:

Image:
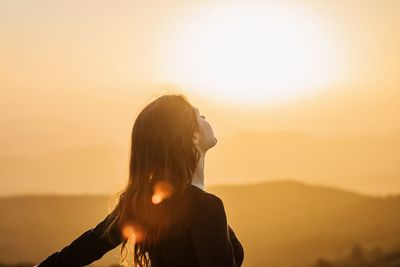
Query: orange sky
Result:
<box><xmin>0</xmin><ymin>1</ymin><xmax>399</xmax><ymax>196</ymax></box>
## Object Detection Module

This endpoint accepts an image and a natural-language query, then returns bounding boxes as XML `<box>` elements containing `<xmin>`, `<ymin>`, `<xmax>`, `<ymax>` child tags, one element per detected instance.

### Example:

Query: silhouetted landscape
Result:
<box><xmin>1</xmin><ymin>181</ymin><xmax>400</xmax><ymax>267</ymax></box>
<box><xmin>313</xmin><ymin>245</ymin><xmax>400</xmax><ymax>267</ymax></box>
<box><xmin>2</xmin><ymin>246</ymin><xmax>400</xmax><ymax>267</ymax></box>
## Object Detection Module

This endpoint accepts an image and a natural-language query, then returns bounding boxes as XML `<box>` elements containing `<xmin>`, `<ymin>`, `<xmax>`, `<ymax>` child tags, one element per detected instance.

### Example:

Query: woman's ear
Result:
<box><xmin>193</xmin><ymin>132</ymin><xmax>200</xmax><ymax>145</ymax></box>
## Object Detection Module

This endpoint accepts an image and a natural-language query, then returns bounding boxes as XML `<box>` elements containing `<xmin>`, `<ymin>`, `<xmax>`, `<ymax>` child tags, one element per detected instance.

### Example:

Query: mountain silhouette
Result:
<box><xmin>1</xmin><ymin>181</ymin><xmax>399</xmax><ymax>267</ymax></box>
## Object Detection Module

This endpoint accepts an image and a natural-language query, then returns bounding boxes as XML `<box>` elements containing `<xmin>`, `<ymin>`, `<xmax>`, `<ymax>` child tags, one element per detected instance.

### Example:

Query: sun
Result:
<box><xmin>162</xmin><ymin>3</ymin><xmax>338</xmax><ymax>106</ymax></box>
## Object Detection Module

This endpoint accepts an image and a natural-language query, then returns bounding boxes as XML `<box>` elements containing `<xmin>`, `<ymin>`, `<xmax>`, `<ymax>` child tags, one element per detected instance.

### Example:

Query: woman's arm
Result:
<box><xmin>37</xmin><ymin>210</ymin><xmax>123</xmax><ymax>267</ymax></box>
<box><xmin>190</xmin><ymin>195</ymin><xmax>241</xmax><ymax>267</ymax></box>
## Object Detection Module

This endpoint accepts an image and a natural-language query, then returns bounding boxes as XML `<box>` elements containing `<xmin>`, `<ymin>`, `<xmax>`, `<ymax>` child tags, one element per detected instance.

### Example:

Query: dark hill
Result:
<box><xmin>1</xmin><ymin>181</ymin><xmax>400</xmax><ymax>267</ymax></box>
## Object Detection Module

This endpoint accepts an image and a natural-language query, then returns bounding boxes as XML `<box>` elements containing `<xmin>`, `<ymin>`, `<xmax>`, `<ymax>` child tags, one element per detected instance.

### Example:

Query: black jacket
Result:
<box><xmin>37</xmin><ymin>184</ymin><xmax>244</xmax><ymax>267</ymax></box>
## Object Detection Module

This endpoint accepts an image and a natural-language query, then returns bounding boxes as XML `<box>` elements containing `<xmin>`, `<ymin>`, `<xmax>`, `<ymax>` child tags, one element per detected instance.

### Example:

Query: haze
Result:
<box><xmin>1</xmin><ymin>0</ymin><xmax>399</xmax><ymax>196</ymax></box>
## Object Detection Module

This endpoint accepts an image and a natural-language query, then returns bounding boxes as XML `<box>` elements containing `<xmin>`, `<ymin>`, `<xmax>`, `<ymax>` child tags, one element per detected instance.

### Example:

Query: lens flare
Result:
<box><xmin>122</xmin><ymin>223</ymin><xmax>145</xmax><ymax>243</ymax></box>
<box><xmin>151</xmin><ymin>181</ymin><xmax>173</xmax><ymax>204</ymax></box>
<box><xmin>152</xmin><ymin>193</ymin><xmax>162</xmax><ymax>204</ymax></box>
<box><xmin>122</xmin><ymin>224</ymin><xmax>135</xmax><ymax>240</ymax></box>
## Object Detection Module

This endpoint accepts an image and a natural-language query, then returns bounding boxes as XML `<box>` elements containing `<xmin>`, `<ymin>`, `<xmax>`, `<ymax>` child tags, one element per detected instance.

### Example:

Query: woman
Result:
<box><xmin>36</xmin><ymin>94</ymin><xmax>244</xmax><ymax>267</ymax></box>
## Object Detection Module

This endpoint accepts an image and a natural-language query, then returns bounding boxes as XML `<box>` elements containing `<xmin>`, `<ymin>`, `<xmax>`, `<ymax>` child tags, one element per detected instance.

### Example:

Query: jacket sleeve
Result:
<box><xmin>190</xmin><ymin>196</ymin><xmax>240</xmax><ymax>267</ymax></box>
<box><xmin>228</xmin><ymin>224</ymin><xmax>244</xmax><ymax>266</ymax></box>
<box><xmin>36</xmin><ymin>210</ymin><xmax>123</xmax><ymax>267</ymax></box>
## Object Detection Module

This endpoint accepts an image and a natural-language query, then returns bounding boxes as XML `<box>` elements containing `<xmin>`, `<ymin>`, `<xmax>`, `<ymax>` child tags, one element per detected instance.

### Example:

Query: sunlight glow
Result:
<box><xmin>122</xmin><ymin>224</ymin><xmax>144</xmax><ymax>243</ymax></box>
<box><xmin>122</xmin><ymin>224</ymin><xmax>135</xmax><ymax>240</ymax></box>
<box><xmin>164</xmin><ymin>3</ymin><xmax>338</xmax><ymax>105</ymax></box>
<box><xmin>152</xmin><ymin>193</ymin><xmax>163</xmax><ymax>204</ymax></box>
<box><xmin>151</xmin><ymin>181</ymin><xmax>173</xmax><ymax>204</ymax></box>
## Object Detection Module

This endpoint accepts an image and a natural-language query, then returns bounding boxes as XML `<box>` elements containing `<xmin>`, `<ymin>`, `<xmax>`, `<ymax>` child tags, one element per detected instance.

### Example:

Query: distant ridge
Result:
<box><xmin>1</xmin><ymin>180</ymin><xmax>400</xmax><ymax>266</ymax></box>
<box><xmin>3</xmin><ymin>179</ymin><xmax>397</xmax><ymax>199</ymax></box>
<box><xmin>208</xmin><ymin>179</ymin><xmax>389</xmax><ymax>200</ymax></box>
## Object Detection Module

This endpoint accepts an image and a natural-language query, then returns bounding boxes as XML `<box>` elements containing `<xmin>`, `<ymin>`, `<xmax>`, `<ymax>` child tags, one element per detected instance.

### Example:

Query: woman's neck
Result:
<box><xmin>191</xmin><ymin>153</ymin><xmax>205</xmax><ymax>191</ymax></box>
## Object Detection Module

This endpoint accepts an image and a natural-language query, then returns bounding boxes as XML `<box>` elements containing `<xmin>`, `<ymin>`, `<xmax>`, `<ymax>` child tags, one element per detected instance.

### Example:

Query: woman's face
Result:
<box><xmin>193</xmin><ymin>106</ymin><xmax>217</xmax><ymax>153</ymax></box>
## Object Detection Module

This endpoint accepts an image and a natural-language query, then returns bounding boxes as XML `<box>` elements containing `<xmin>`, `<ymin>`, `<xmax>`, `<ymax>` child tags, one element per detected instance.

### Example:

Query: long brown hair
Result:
<box><xmin>102</xmin><ymin>94</ymin><xmax>201</xmax><ymax>266</ymax></box>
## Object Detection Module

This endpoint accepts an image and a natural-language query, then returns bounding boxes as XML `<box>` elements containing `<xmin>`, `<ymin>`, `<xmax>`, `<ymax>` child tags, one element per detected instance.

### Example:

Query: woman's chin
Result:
<box><xmin>210</xmin><ymin>137</ymin><xmax>217</xmax><ymax>148</ymax></box>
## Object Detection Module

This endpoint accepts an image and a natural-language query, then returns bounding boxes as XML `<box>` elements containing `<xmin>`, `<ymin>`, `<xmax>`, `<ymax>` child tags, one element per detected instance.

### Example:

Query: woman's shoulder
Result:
<box><xmin>185</xmin><ymin>184</ymin><xmax>225</xmax><ymax>215</ymax></box>
<box><xmin>167</xmin><ymin>184</ymin><xmax>226</xmax><ymax>234</ymax></box>
<box><xmin>186</xmin><ymin>184</ymin><xmax>223</xmax><ymax>201</ymax></box>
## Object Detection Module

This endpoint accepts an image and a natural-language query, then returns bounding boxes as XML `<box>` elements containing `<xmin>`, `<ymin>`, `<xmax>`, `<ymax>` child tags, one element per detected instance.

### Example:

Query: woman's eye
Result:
<box><xmin>200</xmin><ymin>115</ymin><xmax>206</xmax><ymax>120</ymax></box>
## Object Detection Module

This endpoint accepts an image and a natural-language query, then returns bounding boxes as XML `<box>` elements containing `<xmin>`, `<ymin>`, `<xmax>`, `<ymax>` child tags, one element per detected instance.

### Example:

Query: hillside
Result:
<box><xmin>209</xmin><ymin>181</ymin><xmax>400</xmax><ymax>267</ymax></box>
<box><xmin>1</xmin><ymin>181</ymin><xmax>400</xmax><ymax>267</ymax></box>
